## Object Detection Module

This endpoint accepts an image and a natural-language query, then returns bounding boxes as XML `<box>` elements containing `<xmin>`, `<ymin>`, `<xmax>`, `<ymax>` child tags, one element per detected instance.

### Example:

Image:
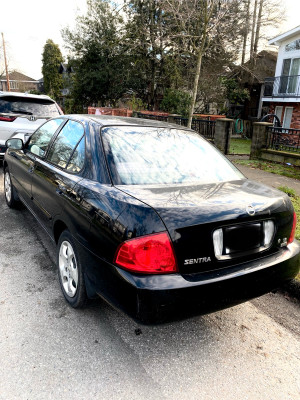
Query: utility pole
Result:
<box><xmin>1</xmin><ymin>32</ymin><xmax>10</xmax><ymax>91</ymax></box>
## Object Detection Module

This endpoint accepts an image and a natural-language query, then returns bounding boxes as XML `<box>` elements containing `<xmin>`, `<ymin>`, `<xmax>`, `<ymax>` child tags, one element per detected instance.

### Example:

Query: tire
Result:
<box><xmin>57</xmin><ymin>230</ymin><xmax>87</xmax><ymax>308</ymax></box>
<box><xmin>4</xmin><ymin>167</ymin><xmax>21</xmax><ymax>208</ymax></box>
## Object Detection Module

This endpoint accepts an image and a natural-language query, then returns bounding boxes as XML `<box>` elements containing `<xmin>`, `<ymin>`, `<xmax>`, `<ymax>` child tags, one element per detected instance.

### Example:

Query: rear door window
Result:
<box><xmin>28</xmin><ymin>118</ymin><xmax>65</xmax><ymax>157</ymax></box>
<box><xmin>66</xmin><ymin>136</ymin><xmax>85</xmax><ymax>173</ymax></box>
<box><xmin>47</xmin><ymin>120</ymin><xmax>85</xmax><ymax>170</ymax></box>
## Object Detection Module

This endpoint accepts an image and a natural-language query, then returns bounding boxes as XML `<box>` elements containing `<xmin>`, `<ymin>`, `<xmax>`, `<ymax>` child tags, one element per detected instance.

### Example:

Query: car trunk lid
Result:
<box><xmin>117</xmin><ymin>179</ymin><xmax>294</xmax><ymax>274</ymax></box>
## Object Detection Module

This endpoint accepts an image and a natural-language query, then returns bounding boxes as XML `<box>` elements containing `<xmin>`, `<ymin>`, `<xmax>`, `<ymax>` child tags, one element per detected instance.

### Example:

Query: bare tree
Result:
<box><xmin>241</xmin><ymin>0</ymin><xmax>251</xmax><ymax>64</ymax></box>
<box><xmin>163</xmin><ymin>0</ymin><xmax>242</xmax><ymax>128</ymax></box>
<box><xmin>253</xmin><ymin>0</ymin><xmax>263</xmax><ymax>54</ymax></box>
<box><xmin>250</xmin><ymin>0</ymin><xmax>258</xmax><ymax>58</ymax></box>
<box><xmin>243</xmin><ymin>0</ymin><xmax>283</xmax><ymax>64</ymax></box>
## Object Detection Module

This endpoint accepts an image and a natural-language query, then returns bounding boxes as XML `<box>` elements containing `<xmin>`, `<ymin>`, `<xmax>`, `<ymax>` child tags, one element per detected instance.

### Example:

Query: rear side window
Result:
<box><xmin>66</xmin><ymin>136</ymin><xmax>85</xmax><ymax>173</ymax></box>
<box><xmin>28</xmin><ymin>118</ymin><xmax>65</xmax><ymax>157</ymax></box>
<box><xmin>47</xmin><ymin>120</ymin><xmax>84</xmax><ymax>169</ymax></box>
<box><xmin>0</xmin><ymin>96</ymin><xmax>60</xmax><ymax>117</ymax></box>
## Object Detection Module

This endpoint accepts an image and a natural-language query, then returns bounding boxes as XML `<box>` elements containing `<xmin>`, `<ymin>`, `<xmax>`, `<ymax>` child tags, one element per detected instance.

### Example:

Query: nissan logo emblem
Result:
<box><xmin>246</xmin><ymin>205</ymin><xmax>255</xmax><ymax>216</ymax></box>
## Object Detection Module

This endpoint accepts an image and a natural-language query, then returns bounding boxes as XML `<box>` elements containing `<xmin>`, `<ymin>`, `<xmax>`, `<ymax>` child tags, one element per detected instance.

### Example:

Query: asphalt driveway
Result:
<box><xmin>0</xmin><ymin>168</ymin><xmax>300</xmax><ymax>400</ymax></box>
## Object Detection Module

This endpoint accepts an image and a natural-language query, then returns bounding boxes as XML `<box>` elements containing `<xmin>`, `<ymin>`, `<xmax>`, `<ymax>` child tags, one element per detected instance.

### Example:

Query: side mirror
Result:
<box><xmin>6</xmin><ymin>138</ymin><xmax>24</xmax><ymax>150</ymax></box>
<box><xmin>10</xmin><ymin>130</ymin><xmax>33</xmax><ymax>144</ymax></box>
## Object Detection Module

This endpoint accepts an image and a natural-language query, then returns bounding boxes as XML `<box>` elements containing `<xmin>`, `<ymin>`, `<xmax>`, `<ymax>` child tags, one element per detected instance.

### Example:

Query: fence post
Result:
<box><xmin>250</xmin><ymin>122</ymin><xmax>273</xmax><ymax>159</ymax></box>
<box><xmin>132</xmin><ymin>111</ymin><xmax>140</xmax><ymax>118</ymax></box>
<box><xmin>214</xmin><ymin>118</ymin><xmax>234</xmax><ymax>154</ymax></box>
<box><xmin>167</xmin><ymin>114</ymin><xmax>180</xmax><ymax>124</ymax></box>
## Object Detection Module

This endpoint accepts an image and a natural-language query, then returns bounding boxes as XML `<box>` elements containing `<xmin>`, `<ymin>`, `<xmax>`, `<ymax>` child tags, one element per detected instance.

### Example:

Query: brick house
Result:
<box><xmin>262</xmin><ymin>26</ymin><xmax>300</xmax><ymax>129</ymax></box>
<box><xmin>0</xmin><ymin>71</ymin><xmax>40</xmax><ymax>93</ymax></box>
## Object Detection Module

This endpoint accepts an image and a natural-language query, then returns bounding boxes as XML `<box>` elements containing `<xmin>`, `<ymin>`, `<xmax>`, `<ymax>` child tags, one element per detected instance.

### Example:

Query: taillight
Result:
<box><xmin>288</xmin><ymin>212</ymin><xmax>297</xmax><ymax>244</ymax></box>
<box><xmin>114</xmin><ymin>232</ymin><xmax>177</xmax><ymax>274</ymax></box>
<box><xmin>0</xmin><ymin>115</ymin><xmax>17</xmax><ymax>122</ymax></box>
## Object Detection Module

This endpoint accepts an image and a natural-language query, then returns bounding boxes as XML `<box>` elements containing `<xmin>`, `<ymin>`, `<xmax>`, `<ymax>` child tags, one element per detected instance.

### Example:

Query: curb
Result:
<box><xmin>282</xmin><ymin>279</ymin><xmax>300</xmax><ymax>301</ymax></box>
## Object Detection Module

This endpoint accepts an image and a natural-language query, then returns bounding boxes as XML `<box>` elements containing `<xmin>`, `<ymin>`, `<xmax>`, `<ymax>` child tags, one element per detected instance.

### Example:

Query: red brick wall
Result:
<box><xmin>88</xmin><ymin>107</ymin><xmax>133</xmax><ymax>117</ymax></box>
<box><xmin>268</xmin><ymin>102</ymin><xmax>300</xmax><ymax>129</ymax></box>
<box><xmin>291</xmin><ymin>103</ymin><xmax>300</xmax><ymax>129</ymax></box>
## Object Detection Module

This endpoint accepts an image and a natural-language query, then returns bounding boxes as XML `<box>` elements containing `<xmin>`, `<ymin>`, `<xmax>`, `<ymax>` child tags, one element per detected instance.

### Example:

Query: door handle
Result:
<box><xmin>54</xmin><ymin>181</ymin><xmax>75</xmax><ymax>198</ymax></box>
<box><xmin>55</xmin><ymin>181</ymin><xmax>64</xmax><ymax>196</ymax></box>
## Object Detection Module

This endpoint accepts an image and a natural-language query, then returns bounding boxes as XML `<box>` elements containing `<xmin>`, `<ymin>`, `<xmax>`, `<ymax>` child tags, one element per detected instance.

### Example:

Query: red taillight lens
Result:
<box><xmin>288</xmin><ymin>212</ymin><xmax>297</xmax><ymax>244</ymax></box>
<box><xmin>114</xmin><ymin>232</ymin><xmax>177</xmax><ymax>274</ymax></box>
<box><xmin>0</xmin><ymin>115</ymin><xmax>17</xmax><ymax>122</ymax></box>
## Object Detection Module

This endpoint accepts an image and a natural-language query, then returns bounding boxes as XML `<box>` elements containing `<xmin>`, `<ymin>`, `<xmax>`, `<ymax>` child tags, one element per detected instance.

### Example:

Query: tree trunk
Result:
<box><xmin>241</xmin><ymin>0</ymin><xmax>250</xmax><ymax>64</ymax></box>
<box><xmin>250</xmin><ymin>0</ymin><xmax>258</xmax><ymax>60</ymax></box>
<box><xmin>253</xmin><ymin>0</ymin><xmax>263</xmax><ymax>55</ymax></box>
<box><xmin>149</xmin><ymin>0</ymin><xmax>157</xmax><ymax>110</ymax></box>
<box><xmin>187</xmin><ymin>1</ymin><xmax>209</xmax><ymax>129</ymax></box>
<box><xmin>187</xmin><ymin>48</ymin><xmax>203</xmax><ymax>128</ymax></box>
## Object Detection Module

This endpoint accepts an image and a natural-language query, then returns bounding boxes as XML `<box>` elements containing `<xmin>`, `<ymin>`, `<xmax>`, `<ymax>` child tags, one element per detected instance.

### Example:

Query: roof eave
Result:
<box><xmin>269</xmin><ymin>25</ymin><xmax>300</xmax><ymax>46</ymax></box>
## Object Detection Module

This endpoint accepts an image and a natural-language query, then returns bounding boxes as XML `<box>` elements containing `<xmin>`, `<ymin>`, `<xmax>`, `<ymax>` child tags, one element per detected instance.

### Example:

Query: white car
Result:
<box><xmin>0</xmin><ymin>91</ymin><xmax>62</xmax><ymax>160</ymax></box>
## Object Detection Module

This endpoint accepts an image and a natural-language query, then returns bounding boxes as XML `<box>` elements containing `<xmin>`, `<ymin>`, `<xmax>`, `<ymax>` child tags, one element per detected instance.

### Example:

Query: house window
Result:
<box><xmin>285</xmin><ymin>39</ymin><xmax>300</xmax><ymax>52</ymax></box>
<box><xmin>279</xmin><ymin>58</ymin><xmax>300</xmax><ymax>94</ymax></box>
<box><xmin>9</xmin><ymin>81</ymin><xmax>19</xmax><ymax>90</ymax></box>
<box><xmin>282</xmin><ymin>107</ymin><xmax>293</xmax><ymax>129</ymax></box>
<box><xmin>275</xmin><ymin>106</ymin><xmax>283</xmax><ymax>125</ymax></box>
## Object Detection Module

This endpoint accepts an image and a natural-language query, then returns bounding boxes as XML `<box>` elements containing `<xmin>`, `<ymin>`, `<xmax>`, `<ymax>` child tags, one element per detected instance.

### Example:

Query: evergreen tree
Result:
<box><xmin>124</xmin><ymin>0</ymin><xmax>180</xmax><ymax>109</ymax></box>
<box><xmin>42</xmin><ymin>39</ymin><xmax>63</xmax><ymax>100</ymax></box>
<box><xmin>62</xmin><ymin>0</ymin><xmax>129</xmax><ymax>109</ymax></box>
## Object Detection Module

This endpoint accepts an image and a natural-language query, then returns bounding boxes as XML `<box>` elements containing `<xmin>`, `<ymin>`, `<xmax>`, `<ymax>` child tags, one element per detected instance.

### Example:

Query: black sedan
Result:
<box><xmin>3</xmin><ymin>115</ymin><xmax>300</xmax><ymax>323</ymax></box>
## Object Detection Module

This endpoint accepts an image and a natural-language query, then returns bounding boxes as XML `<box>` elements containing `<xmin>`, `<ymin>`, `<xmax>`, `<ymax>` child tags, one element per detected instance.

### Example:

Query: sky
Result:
<box><xmin>0</xmin><ymin>0</ymin><xmax>87</xmax><ymax>79</ymax></box>
<box><xmin>0</xmin><ymin>0</ymin><xmax>300</xmax><ymax>80</ymax></box>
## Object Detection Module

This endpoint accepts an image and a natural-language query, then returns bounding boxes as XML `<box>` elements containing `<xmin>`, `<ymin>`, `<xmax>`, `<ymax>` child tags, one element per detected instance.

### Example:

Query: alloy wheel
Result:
<box><xmin>59</xmin><ymin>241</ymin><xmax>79</xmax><ymax>298</ymax></box>
<box><xmin>4</xmin><ymin>172</ymin><xmax>12</xmax><ymax>203</ymax></box>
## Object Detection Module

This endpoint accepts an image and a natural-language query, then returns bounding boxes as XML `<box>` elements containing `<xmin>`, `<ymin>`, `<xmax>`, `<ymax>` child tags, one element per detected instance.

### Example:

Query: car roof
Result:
<box><xmin>65</xmin><ymin>114</ymin><xmax>191</xmax><ymax>130</ymax></box>
<box><xmin>0</xmin><ymin>91</ymin><xmax>55</xmax><ymax>102</ymax></box>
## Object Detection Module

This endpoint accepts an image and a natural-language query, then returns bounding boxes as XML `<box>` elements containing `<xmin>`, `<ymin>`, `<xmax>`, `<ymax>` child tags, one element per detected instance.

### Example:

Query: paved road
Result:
<box><xmin>0</xmin><ymin>169</ymin><xmax>300</xmax><ymax>400</ymax></box>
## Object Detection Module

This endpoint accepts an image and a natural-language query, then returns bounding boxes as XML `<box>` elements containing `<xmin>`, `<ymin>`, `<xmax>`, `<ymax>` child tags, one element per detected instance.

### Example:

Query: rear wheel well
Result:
<box><xmin>53</xmin><ymin>220</ymin><xmax>68</xmax><ymax>244</ymax></box>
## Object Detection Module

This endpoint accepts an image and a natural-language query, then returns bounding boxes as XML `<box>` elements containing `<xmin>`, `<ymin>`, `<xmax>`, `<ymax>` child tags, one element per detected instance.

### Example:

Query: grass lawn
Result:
<box><xmin>278</xmin><ymin>186</ymin><xmax>300</xmax><ymax>282</ymax></box>
<box><xmin>234</xmin><ymin>159</ymin><xmax>300</xmax><ymax>181</ymax></box>
<box><xmin>229</xmin><ymin>138</ymin><xmax>251</xmax><ymax>155</ymax></box>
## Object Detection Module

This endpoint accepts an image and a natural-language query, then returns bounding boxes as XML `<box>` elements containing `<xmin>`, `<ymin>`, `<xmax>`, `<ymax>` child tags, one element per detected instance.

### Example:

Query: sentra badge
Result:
<box><xmin>184</xmin><ymin>257</ymin><xmax>211</xmax><ymax>265</ymax></box>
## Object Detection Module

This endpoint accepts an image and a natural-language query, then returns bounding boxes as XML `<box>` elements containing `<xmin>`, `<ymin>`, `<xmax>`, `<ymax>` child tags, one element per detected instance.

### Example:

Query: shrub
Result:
<box><xmin>160</xmin><ymin>89</ymin><xmax>191</xmax><ymax>117</ymax></box>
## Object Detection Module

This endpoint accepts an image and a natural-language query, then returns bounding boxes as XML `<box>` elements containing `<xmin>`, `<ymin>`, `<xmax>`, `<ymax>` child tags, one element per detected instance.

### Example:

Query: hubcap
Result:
<box><xmin>4</xmin><ymin>172</ymin><xmax>12</xmax><ymax>203</ymax></box>
<box><xmin>59</xmin><ymin>241</ymin><xmax>78</xmax><ymax>298</ymax></box>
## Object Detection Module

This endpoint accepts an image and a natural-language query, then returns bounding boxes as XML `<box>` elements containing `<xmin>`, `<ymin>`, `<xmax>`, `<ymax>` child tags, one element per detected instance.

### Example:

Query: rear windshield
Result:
<box><xmin>102</xmin><ymin>126</ymin><xmax>244</xmax><ymax>185</ymax></box>
<box><xmin>0</xmin><ymin>96</ymin><xmax>60</xmax><ymax>117</ymax></box>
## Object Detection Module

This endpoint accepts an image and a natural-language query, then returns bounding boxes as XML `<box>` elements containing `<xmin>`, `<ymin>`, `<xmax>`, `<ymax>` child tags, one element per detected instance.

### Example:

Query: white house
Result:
<box><xmin>262</xmin><ymin>25</ymin><xmax>300</xmax><ymax>129</ymax></box>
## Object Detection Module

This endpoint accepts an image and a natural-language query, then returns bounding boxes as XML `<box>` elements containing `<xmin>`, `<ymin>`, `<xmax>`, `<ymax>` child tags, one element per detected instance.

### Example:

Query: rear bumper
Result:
<box><xmin>83</xmin><ymin>240</ymin><xmax>300</xmax><ymax>324</ymax></box>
